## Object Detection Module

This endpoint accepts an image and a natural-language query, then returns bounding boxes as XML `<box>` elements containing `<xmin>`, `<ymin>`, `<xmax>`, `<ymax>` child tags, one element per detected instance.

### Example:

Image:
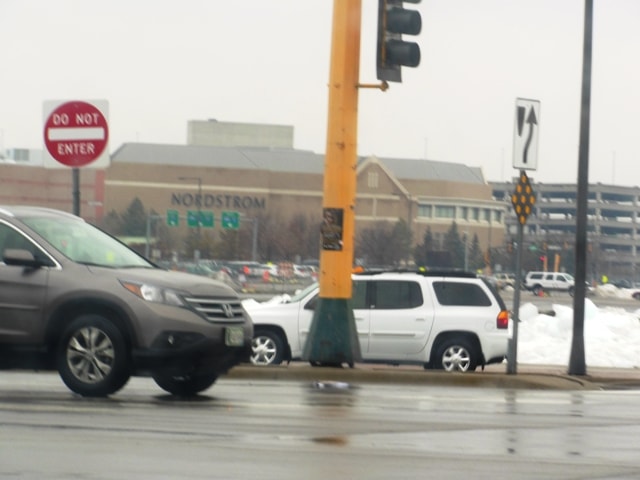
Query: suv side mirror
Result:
<box><xmin>2</xmin><ymin>248</ymin><xmax>42</xmax><ymax>268</ymax></box>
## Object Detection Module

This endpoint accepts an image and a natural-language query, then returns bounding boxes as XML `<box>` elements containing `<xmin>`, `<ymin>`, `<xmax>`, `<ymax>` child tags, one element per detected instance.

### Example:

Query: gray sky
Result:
<box><xmin>1</xmin><ymin>0</ymin><xmax>639</xmax><ymax>185</ymax></box>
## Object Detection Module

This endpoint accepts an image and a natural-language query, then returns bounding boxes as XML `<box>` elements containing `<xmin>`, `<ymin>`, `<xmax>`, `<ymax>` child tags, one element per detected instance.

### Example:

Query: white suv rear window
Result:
<box><xmin>432</xmin><ymin>281</ymin><xmax>492</xmax><ymax>307</ymax></box>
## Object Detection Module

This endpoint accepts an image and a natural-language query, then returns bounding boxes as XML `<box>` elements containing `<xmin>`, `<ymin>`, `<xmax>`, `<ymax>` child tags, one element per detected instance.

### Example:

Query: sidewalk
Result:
<box><xmin>227</xmin><ymin>362</ymin><xmax>640</xmax><ymax>391</ymax></box>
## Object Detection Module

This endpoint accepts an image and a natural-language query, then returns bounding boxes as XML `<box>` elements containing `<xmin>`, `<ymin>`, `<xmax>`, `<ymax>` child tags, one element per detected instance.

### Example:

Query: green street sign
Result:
<box><xmin>201</xmin><ymin>212</ymin><xmax>214</xmax><ymax>227</ymax></box>
<box><xmin>221</xmin><ymin>211</ymin><xmax>240</xmax><ymax>229</ymax></box>
<box><xmin>187</xmin><ymin>210</ymin><xmax>214</xmax><ymax>228</ymax></box>
<box><xmin>166</xmin><ymin>209</ymin><xmax>180</xmax><ymax>227</ymax></box>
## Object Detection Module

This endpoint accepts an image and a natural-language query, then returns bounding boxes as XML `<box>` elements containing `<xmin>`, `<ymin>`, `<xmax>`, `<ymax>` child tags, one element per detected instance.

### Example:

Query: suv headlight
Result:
<box><xmin>121</xmin><ymin>281</ymin><xmax>186</xmax><ymax>307</ymax></box>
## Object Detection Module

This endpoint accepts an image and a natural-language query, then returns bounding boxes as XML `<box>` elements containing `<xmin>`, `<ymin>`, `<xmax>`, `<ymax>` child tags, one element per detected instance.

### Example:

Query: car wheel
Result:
<box><xmin>251</xmin><ymin>329</ymin><xmax>285</xmax><ymax>365</ymax></box>
<box><xmin>56</xmin><ymin>314</ymin><xmax>130</xmax><ymax>397</ymax></box>
<box><xmin>433</xmin><ymin>338</ymin><xmax>477</xmax><ymax>372</ymax></box>
<box><xmin>633</xmin><ymin>292</ymin><xmax>640</xmax><ymax>300</ymax></box>
<box><xmin>532</xmin><ymin>285</ymin><xmax>543</xmax><ymax>296</ymax></box>
<box><xmin>152</xmin><ymin>373</ymin><xmax>218</xmax><ymax>396</ymax></box>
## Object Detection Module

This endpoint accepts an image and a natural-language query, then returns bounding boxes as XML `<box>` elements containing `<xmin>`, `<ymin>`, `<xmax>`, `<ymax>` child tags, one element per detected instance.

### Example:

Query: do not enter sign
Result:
<box><xmin>43</xmin><ymin>100</ymin><xmax>109</xmax><ymax>168</ymax></box>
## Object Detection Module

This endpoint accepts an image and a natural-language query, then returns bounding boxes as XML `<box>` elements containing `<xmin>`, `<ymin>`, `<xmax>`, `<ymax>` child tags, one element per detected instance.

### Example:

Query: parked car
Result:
<box><xmin>293</xmin><ymin>264</ymin><xmax>316</xmax><ymax>280</ymax></box>
<box><xmin>175</xmin><ymin>261</ymin><xmax>218</xmax><ymax>278</ymax></box>
<box><xmin>225</xmin><ymin>260</ymin><xmax>265</xmax><ymax>279</ymax></box>
<box><xmin>524</xmin><ymin>271</ymin><xmax>575</xmax><ymax>296</ymax></box>
<box><xmin>492</xmin><ymin>273</ymin><xmax>517</xmax><ymax>290</ymax></box>
<box><xmin>0</xmin><ymin>206</ymin><xmax>253</xmax><ymax>397</ymax></box>
<box><xmin>245</xmin><ymin>270</ymin><xmax>511</xmax><ymax>372</ymax></box>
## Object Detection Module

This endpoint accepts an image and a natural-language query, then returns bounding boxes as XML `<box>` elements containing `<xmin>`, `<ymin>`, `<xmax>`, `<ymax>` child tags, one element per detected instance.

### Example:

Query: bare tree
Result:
<box><xmin>356</xmin><ymin>220</ymin><xmax>412</xmax><ymax>267</ymax></box>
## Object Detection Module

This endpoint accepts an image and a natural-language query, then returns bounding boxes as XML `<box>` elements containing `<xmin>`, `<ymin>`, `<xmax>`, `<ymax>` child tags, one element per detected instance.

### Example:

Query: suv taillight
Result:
<box><xmin>496</xmin><ymin>310</ymin><xmax>509</xmax><ymax>329</ymax></box>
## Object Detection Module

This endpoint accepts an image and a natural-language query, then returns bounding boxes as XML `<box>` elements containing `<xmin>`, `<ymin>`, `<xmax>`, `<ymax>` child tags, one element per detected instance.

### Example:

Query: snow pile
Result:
<box><xmin>517</xmin><ymin>299</ymin><xmax>640</xmax><ymax>368</ymax></box>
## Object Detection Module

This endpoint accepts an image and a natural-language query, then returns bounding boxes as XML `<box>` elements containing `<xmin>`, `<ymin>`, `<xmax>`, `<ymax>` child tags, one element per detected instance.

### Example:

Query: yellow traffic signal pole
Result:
<box><xmin>302</xmin><ymin>0</ymin><xmax>363</xmax><ymax>366</ymax></box>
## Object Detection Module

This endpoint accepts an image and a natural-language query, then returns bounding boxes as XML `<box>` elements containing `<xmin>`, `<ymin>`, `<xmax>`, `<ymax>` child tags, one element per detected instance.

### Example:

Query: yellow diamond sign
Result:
<box><xmin>511</xmin><ymin>171</ymin><xmax>536</xmax><ymax>225</ymax></box>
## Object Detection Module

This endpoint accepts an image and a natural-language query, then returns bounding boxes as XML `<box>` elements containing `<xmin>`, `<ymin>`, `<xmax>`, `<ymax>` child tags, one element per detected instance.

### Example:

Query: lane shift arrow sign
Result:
<box><xmin>513</xmin><ymin>98</ymin><xmax>540</xmax><ymax>171</ymax></box>
<box><xmin>522</xmin><ymin>107</ymin><xmax>538</xmax><ymax>165</ymax></box>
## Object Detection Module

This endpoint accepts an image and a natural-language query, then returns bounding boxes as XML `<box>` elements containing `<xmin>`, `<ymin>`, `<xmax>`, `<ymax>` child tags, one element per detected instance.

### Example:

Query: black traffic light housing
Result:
<box><xmin>376</xmin><ymin>0</ymin><xmax>422</xmax><ymax>83</ymax></box>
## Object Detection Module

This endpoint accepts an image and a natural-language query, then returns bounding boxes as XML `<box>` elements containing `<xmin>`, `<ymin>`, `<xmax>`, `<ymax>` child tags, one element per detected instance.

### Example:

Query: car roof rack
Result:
<box><xmin>354</xmin><ymin>268</ymin><xmax>477</xmax><ymax>278</ymax></box>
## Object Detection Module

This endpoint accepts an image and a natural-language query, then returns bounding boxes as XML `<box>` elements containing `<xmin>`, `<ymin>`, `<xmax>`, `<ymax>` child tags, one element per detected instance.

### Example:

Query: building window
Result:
<box><xmin>417</xmin><ymin>205</ymin><xmax>432</xmax><ymax>218</ymax></box>
<box><xmin>368</xmin><ymin>171</ymin><xmax>379</xmax><ymax>188</ymax></box>
<box><xmin>435</xmin><ymin>205</ymin><xmax>456</xmax><ymax>219</ymax></box>
<box><xmin>460</xmin><ymin>207</ymin><xmax>468</xmax><ymax>220</ymax></box>
<box><xmin>483</xmin><ymin>208</ymin><xmax>491</xmax><ymax>221</ymax></box>
<box><xmin>471</xmin><ymin>208</ymin><xmax>480</xmax><ymax>220</ymax></box>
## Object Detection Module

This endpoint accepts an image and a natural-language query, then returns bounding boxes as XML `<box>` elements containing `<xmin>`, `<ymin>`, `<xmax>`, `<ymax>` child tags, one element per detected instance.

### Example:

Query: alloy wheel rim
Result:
<box><xmin>66</xmin><ymin>326</ymin><xmax>115</xmax><ymax>383</ymax></box>
<box><xmin>442</xmin><ymin>346</ymin><xmax>471</xmax><ymax>372</ymax></box>
<box><xmin>251</xmin><ymin>336</ymin><xmax>277</xmax><ymax>365</ymax></box>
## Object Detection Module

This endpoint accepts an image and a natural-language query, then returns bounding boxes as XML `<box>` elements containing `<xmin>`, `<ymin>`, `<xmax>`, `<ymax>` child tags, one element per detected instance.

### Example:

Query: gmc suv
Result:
<box><xmin>0</xmin><ymin>206</ymin><xmax>253</xmax><ymax>397</ymax></box>
<box><xmin>245</xmin><ymin>270</ymin><xmax>511</xmax><ymax>372</ymax></box>
<box><xmin>524</xmin><ymin>271</ymin><xmax>575</xmax><ymax>296</ymax></box>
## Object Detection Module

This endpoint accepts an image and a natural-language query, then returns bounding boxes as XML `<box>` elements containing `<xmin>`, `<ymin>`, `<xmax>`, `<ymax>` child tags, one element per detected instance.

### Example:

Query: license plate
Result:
<box><xmin>225</xmin><ymin>326</ymin><xmax>244</xmax><ymax>347</ymax></box>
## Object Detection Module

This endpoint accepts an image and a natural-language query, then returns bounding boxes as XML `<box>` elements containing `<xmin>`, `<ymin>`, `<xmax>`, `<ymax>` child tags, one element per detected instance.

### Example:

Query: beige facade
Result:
<box><xmin>103</xmin><ymin>146</ymin><xmax>506</xmax><ymax>255</ymax></box>
<box><xmin>0</xmin><ymin>119</ymin><xmax>506</xmax><ymax>263</ymax></box>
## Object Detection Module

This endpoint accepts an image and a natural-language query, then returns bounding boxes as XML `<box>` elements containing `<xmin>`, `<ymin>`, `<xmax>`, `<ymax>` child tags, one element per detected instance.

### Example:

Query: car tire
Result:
<box><xmin>433</xmin><ymin>337</ymin><xmax>477</xmax><ymax>372</ymax></box>
<box><xmin>251</xmin><ymin>329</ymin><xmax>285</xmax><ymax>366</ymax></box>
<box><xmin>56</xmin><ymin>314</ymin><xmax>131</xmax><ymax>397</ymax></box>
<box><xmin>152</xmin><ymin>373</ymin><xmax>218</xmax><ymax>396</ymax></box>
<box><xmin>532</xmin><ymin>285</ymin><xmax>543</xmax><ymax>296</ymax></box>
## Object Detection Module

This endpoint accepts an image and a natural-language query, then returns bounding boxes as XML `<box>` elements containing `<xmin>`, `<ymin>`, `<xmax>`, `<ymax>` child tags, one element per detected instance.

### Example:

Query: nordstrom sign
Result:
<box><xmin>171</xmin><ymin>192</ymin><xmax>266</xmax><ymax>210</ymax></box>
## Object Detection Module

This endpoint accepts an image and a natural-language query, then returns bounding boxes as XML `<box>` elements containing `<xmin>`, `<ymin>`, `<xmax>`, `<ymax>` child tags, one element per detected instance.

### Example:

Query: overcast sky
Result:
<box><xmin>1</xmin><ymin>0</ymin><xmax>639</xmax><ymax>186</ymax></box>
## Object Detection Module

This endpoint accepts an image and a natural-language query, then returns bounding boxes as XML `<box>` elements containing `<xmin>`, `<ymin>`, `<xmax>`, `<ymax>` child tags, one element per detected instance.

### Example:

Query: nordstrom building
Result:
<box><xmin>1</xmin><ymin>120</ymin><xmax>507</xmax><ymax>259</ymax></box>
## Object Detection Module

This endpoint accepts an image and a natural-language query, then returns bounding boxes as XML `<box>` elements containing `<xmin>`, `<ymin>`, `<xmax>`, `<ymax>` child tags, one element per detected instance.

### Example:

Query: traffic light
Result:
<box><xmin>376</xmin><ymin>0</ymin><xmax>422</xmax><ymax>83</ymax></box>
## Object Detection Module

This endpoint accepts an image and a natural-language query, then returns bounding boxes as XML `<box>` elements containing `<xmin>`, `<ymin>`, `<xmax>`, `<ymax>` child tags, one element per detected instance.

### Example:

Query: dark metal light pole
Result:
<box><xmin>569</xmin><ymin>0</ymin><xmax>593</xmax><ymax>376</ymax></box>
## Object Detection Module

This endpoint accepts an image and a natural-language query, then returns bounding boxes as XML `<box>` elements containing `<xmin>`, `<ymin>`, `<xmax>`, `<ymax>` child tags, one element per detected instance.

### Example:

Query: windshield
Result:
<box><xmin>22</xmin><ymin>217</ymin><xmax>153</xmax><ymax>268</ymax></box>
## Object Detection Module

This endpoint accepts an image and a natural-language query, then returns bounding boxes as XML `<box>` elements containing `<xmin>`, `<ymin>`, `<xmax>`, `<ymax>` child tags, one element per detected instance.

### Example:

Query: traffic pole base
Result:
<box><xmin>302</xmin><ymin>298</ymin><xmax>362</xmax><ymax>366</ymax></box>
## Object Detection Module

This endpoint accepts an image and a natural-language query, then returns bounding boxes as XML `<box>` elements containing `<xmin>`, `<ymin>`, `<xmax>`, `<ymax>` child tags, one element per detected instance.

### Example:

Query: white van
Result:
<box><xmin>524</xmin><ymin>271</ymin><xmax>575</xmax><ymax>296</ymax></box>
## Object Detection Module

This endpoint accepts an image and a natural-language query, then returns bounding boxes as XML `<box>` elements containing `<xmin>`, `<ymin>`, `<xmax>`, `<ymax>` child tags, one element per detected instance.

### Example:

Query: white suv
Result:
<box><xmin>244</xmin><ymin>270</ymin><xmax>511</xmax><ymax>372</ymax></box>
<box><xmin>524</xmin><ymin>271</ymin><xmax>575</xmax><ymax>296</ymax></box>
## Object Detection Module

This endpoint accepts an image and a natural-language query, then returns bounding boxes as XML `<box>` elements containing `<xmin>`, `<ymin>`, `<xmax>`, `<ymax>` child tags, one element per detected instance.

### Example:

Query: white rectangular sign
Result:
<box><xmin>513</xmin><ymin>98</ymin><xmax>540</xmax><ymax>171</ymax></box>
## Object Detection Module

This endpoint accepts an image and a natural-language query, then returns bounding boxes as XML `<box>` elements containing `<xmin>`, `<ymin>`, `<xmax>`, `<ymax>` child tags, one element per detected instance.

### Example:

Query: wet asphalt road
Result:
<box><xmin>2</xmin><ymin>371</ymin><xmax>640</xmax><ymax>479</ymax></box>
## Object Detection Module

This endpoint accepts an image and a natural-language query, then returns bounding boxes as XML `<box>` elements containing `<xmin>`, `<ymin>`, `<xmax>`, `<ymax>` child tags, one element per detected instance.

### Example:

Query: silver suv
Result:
<box><xmin>524</xmin><ymin>271</ymin><xmax>575</xmax><ymax>296</ymax></box>
<box><xmin>246</xmin><ymin>270</ymin><xmax>511</xmax><ymax>372</ymax></box>
<box><xmin>0</xmin><ymin>206</ymin><xmax>253</xmax><ymax>397</ymax></box>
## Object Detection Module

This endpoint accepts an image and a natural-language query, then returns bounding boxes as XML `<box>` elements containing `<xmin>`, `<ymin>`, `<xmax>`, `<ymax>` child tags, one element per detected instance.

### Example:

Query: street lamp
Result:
<box><xmin>178</xmin><ymin>176</ymin><xmax>202</xmax><ymax>237</ymax></box>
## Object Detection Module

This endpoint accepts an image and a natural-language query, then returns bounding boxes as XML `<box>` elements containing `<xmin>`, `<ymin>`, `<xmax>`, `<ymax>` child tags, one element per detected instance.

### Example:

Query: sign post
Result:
<box><xmin>507</xmin><ymin>171</ymin><xmax>536</xmax><ymax>374</ymax></box>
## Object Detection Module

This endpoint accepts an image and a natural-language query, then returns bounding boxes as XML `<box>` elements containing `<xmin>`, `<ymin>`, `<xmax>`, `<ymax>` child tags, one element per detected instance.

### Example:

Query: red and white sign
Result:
<box><xmin>43</xmin><ymin>100</ymin><xmax>109</xmax><ymax>168</ymax></box>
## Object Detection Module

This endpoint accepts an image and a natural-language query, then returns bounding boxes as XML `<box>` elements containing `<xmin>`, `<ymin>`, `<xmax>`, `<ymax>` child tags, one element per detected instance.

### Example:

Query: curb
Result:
<box><xmin>226</xmin><ymin>364</ymin><xmax>635</xmax><ymax>390</ymax></box>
